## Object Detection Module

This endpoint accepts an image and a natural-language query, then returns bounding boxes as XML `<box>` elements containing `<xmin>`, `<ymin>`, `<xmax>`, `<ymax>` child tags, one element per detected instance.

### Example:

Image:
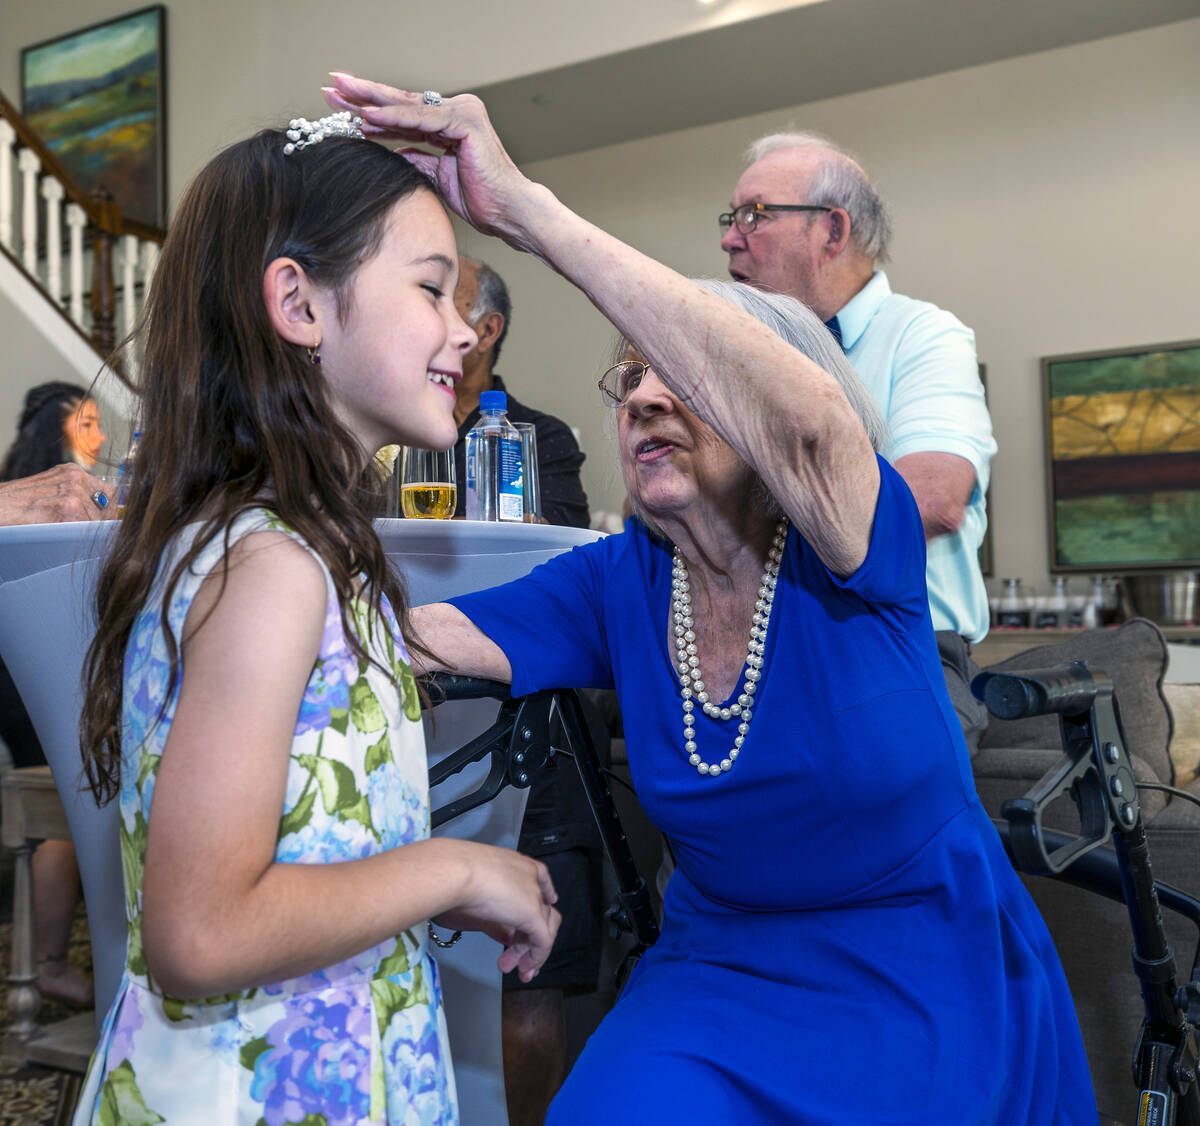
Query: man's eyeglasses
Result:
<box><xmin>718</xmin><ymin>202</ymin><xmax>833</xmax><ymax>235</ymax></box>
<box><xmin>598</xmin><ymin>360</ymin><xmax>648</xmax><ymax>408</ymax></box>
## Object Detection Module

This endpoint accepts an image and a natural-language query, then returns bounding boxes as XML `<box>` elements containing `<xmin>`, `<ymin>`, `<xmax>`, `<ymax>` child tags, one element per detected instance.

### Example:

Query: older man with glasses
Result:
<box><xmin>720</xmin><ymin>131</ymin><xmax>997</xmax><ymax>750</ymax></box>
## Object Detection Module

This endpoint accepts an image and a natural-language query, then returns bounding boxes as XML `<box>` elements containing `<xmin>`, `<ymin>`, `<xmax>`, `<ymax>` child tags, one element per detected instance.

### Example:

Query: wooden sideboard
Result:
<box><xmin>974</xmin><ymin>624</ymin><xmax>1200</xmax><ymax>667</ymax></box>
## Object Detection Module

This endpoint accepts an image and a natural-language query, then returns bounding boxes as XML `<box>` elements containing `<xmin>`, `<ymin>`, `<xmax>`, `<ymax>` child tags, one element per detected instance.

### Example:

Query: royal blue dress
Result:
<box><xmin>448</xmin><ymin>458</ymin><xmax>1096</xmax><ymax>1124</ymax></box>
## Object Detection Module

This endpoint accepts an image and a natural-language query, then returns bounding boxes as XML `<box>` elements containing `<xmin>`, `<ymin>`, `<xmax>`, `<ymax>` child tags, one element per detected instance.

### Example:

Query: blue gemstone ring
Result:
<box><xmin>91</xmin><ymin>490</ymin><xmax>109</xmax><ymax>510</ymax></box>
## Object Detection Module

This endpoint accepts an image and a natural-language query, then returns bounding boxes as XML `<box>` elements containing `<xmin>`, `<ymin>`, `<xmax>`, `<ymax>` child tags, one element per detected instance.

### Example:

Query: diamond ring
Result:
<box><xmin>422</xmin><ymin>90</ymin><xmax>443</xmax><ymax>106</ymax></box>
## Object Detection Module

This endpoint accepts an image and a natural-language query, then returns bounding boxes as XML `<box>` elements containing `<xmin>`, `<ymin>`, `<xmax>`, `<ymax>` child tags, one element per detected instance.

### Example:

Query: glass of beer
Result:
<box><xmin>400</xmin><ymin>446</ymin><xmax>456</xmax><ymax>519</ymax></box>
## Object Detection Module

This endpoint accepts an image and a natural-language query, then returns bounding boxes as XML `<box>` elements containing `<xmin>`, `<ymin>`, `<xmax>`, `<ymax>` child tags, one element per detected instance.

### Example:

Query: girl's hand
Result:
<box><xmin>323</xmin><ymin>74</ymin><xmax>547</xmax><ymax>257</ymax></box>
<box><xmin>433</xmin><ymin>843</ymin><xmax>561</xmax><ymax>982</ymax></box>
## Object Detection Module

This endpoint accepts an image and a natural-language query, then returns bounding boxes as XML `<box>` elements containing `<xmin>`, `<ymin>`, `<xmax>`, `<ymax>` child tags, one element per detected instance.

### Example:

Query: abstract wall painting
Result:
<box><xmin>1043</xmin><ymin>339</ymin><xmax>1200</xmax><ymax>571</ymax></box>
<box><xmin>21</xmin><ymin>6</ymin><xmax>166</xmax><ymax>229</ymax></box>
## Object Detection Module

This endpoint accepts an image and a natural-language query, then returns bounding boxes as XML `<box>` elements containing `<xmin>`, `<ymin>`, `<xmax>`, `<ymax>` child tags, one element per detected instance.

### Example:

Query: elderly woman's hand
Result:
<box><xmin>323</xmin><ymin>74</ymin><xmax>550</xmax><ymax>256</ymax></box>
<box><xmin>0</xmin><ymin>463</ymin><xmax>114</xmax><ymax>525</ymax></box>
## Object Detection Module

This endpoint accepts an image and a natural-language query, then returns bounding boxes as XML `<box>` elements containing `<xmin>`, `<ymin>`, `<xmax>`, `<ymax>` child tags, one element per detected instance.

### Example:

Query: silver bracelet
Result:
<box><xmin>427</xmin><ymin>921</ymin><xmax>464</xmax><ymax>948</ymax></box>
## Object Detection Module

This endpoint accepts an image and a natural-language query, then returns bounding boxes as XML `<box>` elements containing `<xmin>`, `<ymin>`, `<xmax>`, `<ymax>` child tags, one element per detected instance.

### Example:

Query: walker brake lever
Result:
<box><xmin>972</xmin><ymin>663</ymin><xmax>1136</xmax><ymax>875</ymax></box>
<box><xmin>422</xmin><ymin>675</ymin><xmax>555</xmax><ymax>829</ymax></box>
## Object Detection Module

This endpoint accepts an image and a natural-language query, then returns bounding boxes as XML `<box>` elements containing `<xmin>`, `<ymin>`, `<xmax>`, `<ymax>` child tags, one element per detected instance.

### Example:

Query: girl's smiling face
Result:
<box><xmin>315</xmin><ymin>190</ymin><xmax>477</xmax><ymax>457</ymax></box>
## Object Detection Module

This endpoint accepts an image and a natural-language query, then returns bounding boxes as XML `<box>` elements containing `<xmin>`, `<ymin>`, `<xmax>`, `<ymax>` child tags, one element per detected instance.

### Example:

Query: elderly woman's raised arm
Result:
<box><xmin>324</xmin><ymin>77</ymin><xmax>880</xmax><ymax>578</ymax></box>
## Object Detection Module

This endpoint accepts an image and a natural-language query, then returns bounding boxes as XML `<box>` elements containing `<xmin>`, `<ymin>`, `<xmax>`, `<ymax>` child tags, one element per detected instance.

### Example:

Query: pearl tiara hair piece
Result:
<box><xmin>283</xmin><ymin>111</ymin><xmax>366</xmax><ymax>155</ymax></box>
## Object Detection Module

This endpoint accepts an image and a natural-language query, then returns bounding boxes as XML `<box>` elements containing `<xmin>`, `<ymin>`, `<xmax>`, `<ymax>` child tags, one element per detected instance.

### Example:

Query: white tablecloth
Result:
<box><xmin>0</xmin><ymin>517</ymin><xmax>601</xmax><ymax>1124</ymax></box>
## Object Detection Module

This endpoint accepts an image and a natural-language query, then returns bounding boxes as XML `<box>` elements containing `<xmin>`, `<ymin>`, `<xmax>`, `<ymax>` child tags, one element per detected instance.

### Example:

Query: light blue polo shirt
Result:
<box><xmin>838</xmin><ymin>271</ymin><xmax>996</xmax><ymax>642</ymax></box>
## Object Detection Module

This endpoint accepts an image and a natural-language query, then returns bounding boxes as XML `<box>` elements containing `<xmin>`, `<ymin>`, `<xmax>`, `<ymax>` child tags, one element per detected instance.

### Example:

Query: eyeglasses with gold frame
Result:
<box><xmin>718</xmin><ymin>202</ymin><xmax>833</xmax><ymax>235</ymax></box>
<box><xmin>597</xmin><ymin>360</ymin><xmax>649</xmax><ymax>408</ymax></box>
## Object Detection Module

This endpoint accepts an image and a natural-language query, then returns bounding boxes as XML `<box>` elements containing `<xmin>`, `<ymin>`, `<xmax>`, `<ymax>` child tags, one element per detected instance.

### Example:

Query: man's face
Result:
<box><xmin>453</xmin><ymin>258</ymin><xmax>487</xmax><ymax>384</ymax></box>
<box><xmin>721</xmin><ymin>149</ymin><xmax>825</xmax><ymax>305</ymax></box>
<box><xmin>454</xmin><ymin>258</ymin><xmax>480</xmax><ymax>327</ymax></box>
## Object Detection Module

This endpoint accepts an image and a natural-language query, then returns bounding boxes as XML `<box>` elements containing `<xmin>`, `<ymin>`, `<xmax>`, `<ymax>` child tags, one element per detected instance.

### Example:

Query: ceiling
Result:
<box><xmin>461</xmin><ymin>0</ymin><xmax>1200</xmax><ymax>163</ymax></box>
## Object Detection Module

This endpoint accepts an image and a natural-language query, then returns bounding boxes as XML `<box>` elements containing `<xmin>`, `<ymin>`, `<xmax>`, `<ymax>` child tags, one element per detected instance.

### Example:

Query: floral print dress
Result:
<box><xmin>74</xmin><ymin>510</ymin><xmax>458</xmax><ymax>1126</ymax></box>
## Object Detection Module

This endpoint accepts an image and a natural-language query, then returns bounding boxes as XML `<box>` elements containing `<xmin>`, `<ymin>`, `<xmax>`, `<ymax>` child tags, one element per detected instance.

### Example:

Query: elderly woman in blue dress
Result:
<box><xmin>326</xmin><ymin>76</ymin><xmax>1097</xmax><ymax>1123</ymax></box>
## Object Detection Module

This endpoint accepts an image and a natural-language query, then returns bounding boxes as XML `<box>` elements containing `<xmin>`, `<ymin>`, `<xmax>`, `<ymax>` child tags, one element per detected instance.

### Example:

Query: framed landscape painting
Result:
<box><xmin>1043</xmin><ymin>338</ymin><xmax>1200</xmax><ymax>572</ymax></box>
<box><xmin>21</xmin><ymin>6</ymin><xmax>166</xmax><ymax>229</ymax></box>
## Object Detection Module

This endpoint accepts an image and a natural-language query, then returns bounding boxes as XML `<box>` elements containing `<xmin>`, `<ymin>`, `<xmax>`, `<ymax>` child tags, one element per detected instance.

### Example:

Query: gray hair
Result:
<box><xmin>616</xmin><ymin>279</ymin><xmax>887</xmax><ymax>537</ymax></box>
<box><xmin>466</xmin><ymin>260</ymin><xmax>512</xmax><ymax>362</ymax></box>
<box><xmin>746</xmin><ymin>131</ymin><xmax>892</xmax><ymax>263</ymax></box>
<box><xmin>691</xmin><ymin>278</ymin><xmax>886</xmax><ymax>452</ymax></box>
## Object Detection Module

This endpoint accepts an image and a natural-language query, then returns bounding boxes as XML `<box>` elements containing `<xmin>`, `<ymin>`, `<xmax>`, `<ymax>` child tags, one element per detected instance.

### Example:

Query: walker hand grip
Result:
<box><xmin>972</xmin><ymin>661</ymin><xmax>1097</xmax><ymax>720</ymax></box>
<box><xmin>420</xmin><ymin>673</ymin><xmax>511</xmax><ymax>705</ymax></box>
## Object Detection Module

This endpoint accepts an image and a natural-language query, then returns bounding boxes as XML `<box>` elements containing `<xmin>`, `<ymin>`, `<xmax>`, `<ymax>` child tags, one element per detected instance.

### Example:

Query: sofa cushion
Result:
<box><xmin>977</xmin><ymin>617</ymin><xmax>1174</xmax><ymax>786</ymax></box>
<box><xmin>1164</xmin><ymin>683</ymin><xmax>1200</xmax><ymax>783</ymax></box>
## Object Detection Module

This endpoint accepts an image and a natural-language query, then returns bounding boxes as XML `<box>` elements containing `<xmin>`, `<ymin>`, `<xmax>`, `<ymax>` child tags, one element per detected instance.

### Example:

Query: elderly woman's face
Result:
<box><xmin>63</xmin><ymin>398</ymin><xmax>106</xmax><ymax>468</ymax></box>
<box><xmin>616</xmin><ymin>353</ymin><xmax>754</xmax><ymax>521</ymax></box>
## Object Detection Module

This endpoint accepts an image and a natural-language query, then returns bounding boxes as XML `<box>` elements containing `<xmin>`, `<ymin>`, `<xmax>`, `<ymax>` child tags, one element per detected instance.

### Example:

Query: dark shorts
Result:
<box><xmin>935</xmin><ymin>630</ymin><xmax>988</xmax><ymax>756</ymax></box>
<box><xmin>503</xmin><ymin>692</ymin><xmax>611</xmax><ymax>995</ymax></box>
<box><xmin>0</xmin><ymin>659</ymin><xmax>45</xmax><ymax>769</ymax></box>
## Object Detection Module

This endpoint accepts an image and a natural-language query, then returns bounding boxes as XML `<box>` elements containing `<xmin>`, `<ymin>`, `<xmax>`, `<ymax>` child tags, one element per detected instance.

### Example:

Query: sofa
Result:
<box><xmin>971</xmin><ymin>617</ymin><xmax>1200</xmax><ymax>1119</ymax></box>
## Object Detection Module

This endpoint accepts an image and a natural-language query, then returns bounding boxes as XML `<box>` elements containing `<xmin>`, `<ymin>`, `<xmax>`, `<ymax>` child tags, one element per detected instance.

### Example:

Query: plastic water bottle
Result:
<box><xmin>115</xmin><ymin>430</ymin><xmax>142</xmax><ymax>516</ymax></box>
<box><xmin>464</xmin><ymin>392</ymin><xmax>524</xmax><ymax>522</ymax></box>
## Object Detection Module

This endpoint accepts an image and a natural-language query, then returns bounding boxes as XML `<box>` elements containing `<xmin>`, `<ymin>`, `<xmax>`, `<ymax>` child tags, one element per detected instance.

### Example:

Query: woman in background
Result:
<box><xmin>0</xmin><ymin>381</ymin><xmax>106</xmax><ymax>478</ymax></box>
<box><xmin>0</xmin><ymin>380</ymin><xmax>107</xmax><ymax>1007</ymax></box>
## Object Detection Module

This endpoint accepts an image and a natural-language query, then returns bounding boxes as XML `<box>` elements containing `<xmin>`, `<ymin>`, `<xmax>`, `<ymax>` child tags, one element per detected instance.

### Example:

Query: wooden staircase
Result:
<box><xmin>0</xmin><ymin>89</ymin><xmax>164</xmax><ymax>384</ymax></box>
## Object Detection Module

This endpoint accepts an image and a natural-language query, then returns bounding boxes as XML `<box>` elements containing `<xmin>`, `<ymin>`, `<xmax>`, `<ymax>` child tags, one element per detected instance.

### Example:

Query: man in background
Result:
<box><xmin>721</xmin><ymin>131</ymin><xmax>996</xmax><ymax>748</ymax></box>
<box><xmin>452</xmin><ymin>258</ymin><xmax>590</xmax><ymax>529</ymax></box>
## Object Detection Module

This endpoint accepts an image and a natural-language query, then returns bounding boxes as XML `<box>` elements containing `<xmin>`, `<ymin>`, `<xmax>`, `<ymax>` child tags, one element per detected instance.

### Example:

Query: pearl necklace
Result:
<box><xmin>671</xmin><ymin>520</ymin><xmax>788</xmax><ymax>777</ymax></box>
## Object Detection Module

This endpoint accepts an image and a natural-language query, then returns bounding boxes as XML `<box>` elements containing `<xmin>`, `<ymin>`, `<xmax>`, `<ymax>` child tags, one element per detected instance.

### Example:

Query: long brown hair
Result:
<box><xmin>0</xmin><ymin>382</ymin><xmax>90</xmax><ymax>480</ymax></box>
<box><xmin>81</xmin><ymin>130</ymin><xmax>436</xmax><ymax>805</ymax></box>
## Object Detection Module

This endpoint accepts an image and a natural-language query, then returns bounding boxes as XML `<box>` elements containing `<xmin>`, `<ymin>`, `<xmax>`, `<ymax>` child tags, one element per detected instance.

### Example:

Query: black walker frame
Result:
<box><xmin>424</xmin><ymin>675</ymin><xmax>659</xmax><ymax>986</ymax></box>
<box><xmin>974</xmin><ymin>661</ymin><xmax>1200</xmax><ymax>1125</ymax></box>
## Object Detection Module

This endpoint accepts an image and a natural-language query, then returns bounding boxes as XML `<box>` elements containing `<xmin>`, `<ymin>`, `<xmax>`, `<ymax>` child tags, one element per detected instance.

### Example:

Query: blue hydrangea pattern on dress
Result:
<box><xmin>383</xmin><ymin>1003</ymin><xmax>456</xmax><ymax>1126</ymax></box>
<box><xmin>250</xmin><ymin>989</ymin><xmax>374</xmax><ymax>1126</ymax></box>
<box><xmin>72</xmin><ymin>510</ymin><xmax>458</xmax><ymax>1124</ymax></box>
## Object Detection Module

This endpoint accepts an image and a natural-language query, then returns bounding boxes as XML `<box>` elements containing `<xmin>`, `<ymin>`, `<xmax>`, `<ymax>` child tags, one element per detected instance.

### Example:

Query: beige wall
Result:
<box><xmin>2</xmin><ymin>8</ymin><xmax>1195</xmax><ymax>593</ymax></box>
<box><xmin>462</xmin><ymin>18</ymin><xmax>1200</xmax><ymax>592</ymax></box>
<box><xmin>0</xmin><ymin>0</ymin><xmax>802</xmax><ymax>216</ymax></box>
<box><xmin>0</xmin><ymin>282</ymin><xmax>80</xmax><ymax>455</ymax></box>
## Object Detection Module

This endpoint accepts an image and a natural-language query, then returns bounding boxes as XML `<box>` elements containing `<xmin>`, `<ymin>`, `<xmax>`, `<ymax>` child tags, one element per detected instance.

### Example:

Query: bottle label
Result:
<box><xmin>498</xmin><ymin>437</ymin><xmax>523</xmax><ymax>522</ymax></box>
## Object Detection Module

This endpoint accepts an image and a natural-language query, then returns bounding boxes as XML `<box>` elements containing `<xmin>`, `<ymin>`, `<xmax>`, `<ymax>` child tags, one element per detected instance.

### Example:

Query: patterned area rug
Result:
<box><xmin>0</xmin><ymin>849</ymin><xmax>94</xmax><ymax>1126</ymax></box>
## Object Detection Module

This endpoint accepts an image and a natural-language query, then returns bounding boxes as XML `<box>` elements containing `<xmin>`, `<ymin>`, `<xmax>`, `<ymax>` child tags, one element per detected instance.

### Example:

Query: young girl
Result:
<box><xmin>1</xmin><ymin>381</ymin><xmax>107</xmax><ymax>477</ymax></box>
<box><xmin>75</xmin><ymin>118</ymin><xmax>559</xmax><ymax>1125</ymax></box>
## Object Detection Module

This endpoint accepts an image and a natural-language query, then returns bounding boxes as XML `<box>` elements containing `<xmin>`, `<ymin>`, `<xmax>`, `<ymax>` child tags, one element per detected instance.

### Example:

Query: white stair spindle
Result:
<box><xmin>0</xmin><ymin>119</ymin><xmax>15</xmax><ymax>251</ymax></box>
<box><xmin>41</xmin><ymin>177</ymin><xmax>65</xmax><ymax>305</ymax></box>
<box><xmin>121</xmin><ymin>233</ymin><xmax>139</xmax><ymax>337</ymax></box>
<box><xmin>18</xmin><ymin>147</ymin><xmax>40</xmax><ymax>274</ymax></box>
<box><xmin>66</xmin><ymin>202</ymin><xmax>87</xmax><ymax>328</ymax></box>
<box><xmin>140</xmin><ymin>240</ymin><xmax>159</xmax><ymax>308</ymax></box>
